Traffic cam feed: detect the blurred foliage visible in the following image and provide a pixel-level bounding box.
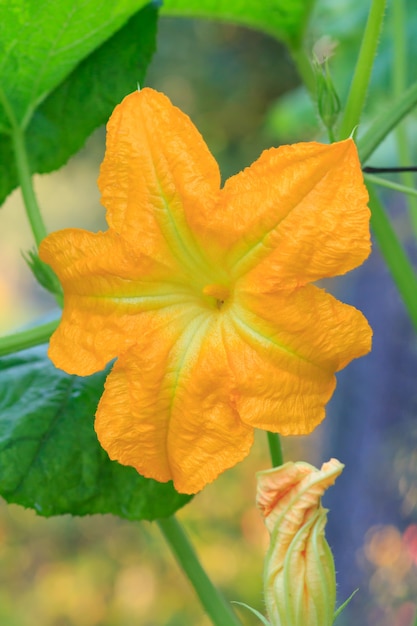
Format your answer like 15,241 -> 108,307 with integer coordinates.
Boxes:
268,0 -> 417,157
146,17 -> 299,179
161,0 -> 315,49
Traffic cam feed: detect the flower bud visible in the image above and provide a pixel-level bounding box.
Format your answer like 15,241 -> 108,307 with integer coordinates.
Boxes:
256,458 -> 344,626
312,37 -> 341,135
23,248 -> 63,301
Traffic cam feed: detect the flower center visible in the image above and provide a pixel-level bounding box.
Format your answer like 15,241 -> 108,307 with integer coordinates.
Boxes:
202,284 -> 230,310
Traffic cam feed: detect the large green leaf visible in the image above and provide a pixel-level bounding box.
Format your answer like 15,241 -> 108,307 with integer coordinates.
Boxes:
0,345 -> 191,520
0,0 -> 150,131
0,4 -> 157,206
160,0 -> 315,49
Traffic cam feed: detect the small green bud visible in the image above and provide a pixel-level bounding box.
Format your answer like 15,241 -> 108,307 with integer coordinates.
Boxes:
312,36 -> 341,136
23,248 -> 63,303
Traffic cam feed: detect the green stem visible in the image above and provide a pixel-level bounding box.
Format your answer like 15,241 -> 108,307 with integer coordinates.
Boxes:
338,0 -> 387,139
0,320 -> 59,357
266,432 -> 284,467
0,88 -> 47,247
392,0 -> 417,235
413,607 -> 417,626
157,516 -> 242,626
357,79 -> 417,163
327,127 -> 336,143
364,173 -> 417,198
12,124 -> 48,247
367,183 -> 417,332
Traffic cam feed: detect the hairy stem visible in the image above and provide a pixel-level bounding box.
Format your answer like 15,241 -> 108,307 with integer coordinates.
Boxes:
338,0 -> 387,139
267,432 -> 284,467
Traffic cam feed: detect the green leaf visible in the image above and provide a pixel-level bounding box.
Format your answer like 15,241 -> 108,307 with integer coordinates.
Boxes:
160,0 -> 315,48
0,345 -> 192,520
231,602 -> 270,626
0,0 -> 150,131
0,4 -> 158,206
334,589 -> 358,620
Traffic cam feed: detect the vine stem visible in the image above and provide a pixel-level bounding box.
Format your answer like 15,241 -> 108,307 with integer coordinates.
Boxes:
364,174 -> 417,199
338,0 -> 387,139
266,432 -> 284,467
0,88 -> 47,248
157,515 -> 243,626
11,124 -> 48,247
0,320 -> 59,357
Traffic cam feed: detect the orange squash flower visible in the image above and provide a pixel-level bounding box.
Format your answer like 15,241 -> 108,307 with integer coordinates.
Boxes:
39,88 -> 371,494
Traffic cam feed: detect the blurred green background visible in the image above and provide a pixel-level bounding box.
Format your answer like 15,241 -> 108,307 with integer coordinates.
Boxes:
1,2 -> 417,625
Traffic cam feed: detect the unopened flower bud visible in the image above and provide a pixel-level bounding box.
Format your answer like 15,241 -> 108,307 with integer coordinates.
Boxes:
23,248 -> 63,301
312,37 -> 341,135
256,458 -> 344,626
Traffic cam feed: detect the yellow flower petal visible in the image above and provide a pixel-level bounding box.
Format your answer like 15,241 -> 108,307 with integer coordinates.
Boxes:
257,458 -> 343,533
188,139 -> 370,282
99,88 -> 223,286
95,318 -> 253,494
217,286 -> 370,435
40,228 -> 190,374
223,317 -> 335,435
237,283 -> 372,372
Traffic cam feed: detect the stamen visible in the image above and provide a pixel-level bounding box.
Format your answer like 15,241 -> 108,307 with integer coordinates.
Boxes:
203,284 -> 230,301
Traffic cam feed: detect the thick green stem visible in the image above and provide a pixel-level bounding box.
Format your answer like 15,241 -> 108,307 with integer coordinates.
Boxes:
357,79 -> 417,163
367,183 -> 417,332
338,0 -> 387,139
157,516 -> 242,626
0,320 -> 59,357
266,432 -> 284,467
